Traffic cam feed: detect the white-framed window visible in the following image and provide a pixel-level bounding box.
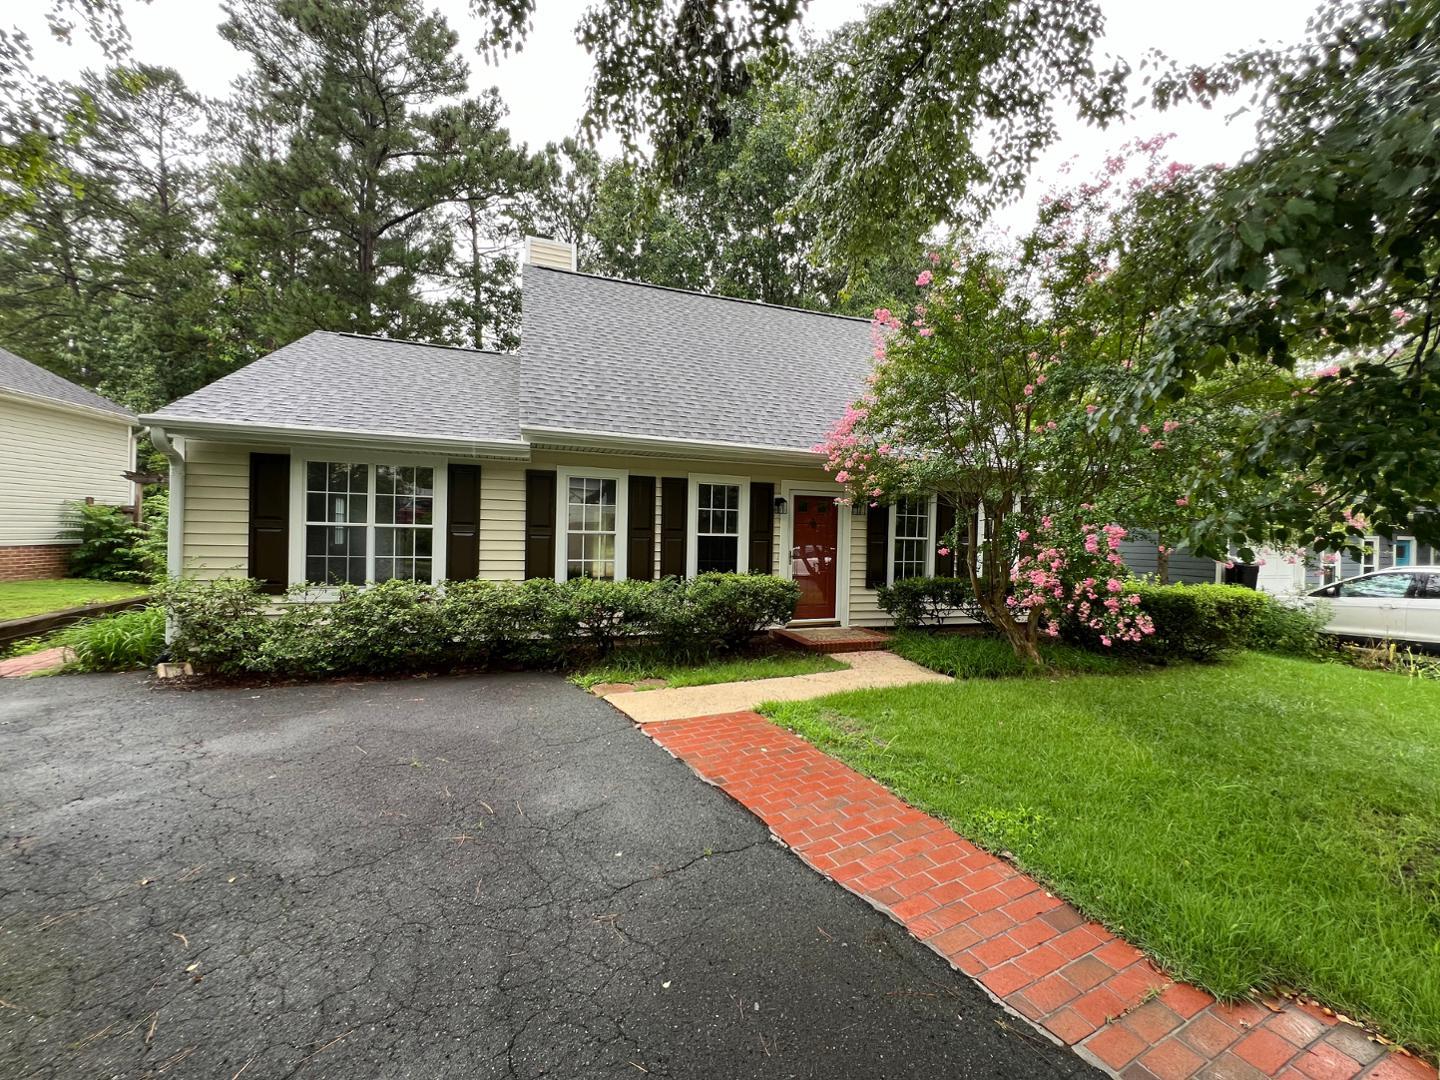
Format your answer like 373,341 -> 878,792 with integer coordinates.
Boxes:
890,496 -> 932,583
688,474 -> 751,577
295,454 -> 444,586
1359,536 -> 1380,576
557,467 -> 628,581
885,495 -> 935,585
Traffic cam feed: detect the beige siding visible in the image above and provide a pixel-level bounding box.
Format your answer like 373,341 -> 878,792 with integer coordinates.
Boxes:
172,440 -> 897,625
478,461 -> 526,580
0,394 -> 134,546
181,439 -> 253,581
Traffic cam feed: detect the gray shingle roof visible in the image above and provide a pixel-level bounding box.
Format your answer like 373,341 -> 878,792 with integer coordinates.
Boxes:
519,266 -> 871,452
0,345 -> 134,420
148,332 -> 521,444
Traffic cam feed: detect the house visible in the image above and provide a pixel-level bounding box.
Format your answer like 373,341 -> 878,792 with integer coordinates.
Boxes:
1249,536 -> 1438,597
143,239 -> 946,627
0,347 -> 138,582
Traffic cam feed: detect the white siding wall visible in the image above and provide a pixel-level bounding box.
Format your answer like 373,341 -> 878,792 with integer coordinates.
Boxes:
0,394 -> 134,545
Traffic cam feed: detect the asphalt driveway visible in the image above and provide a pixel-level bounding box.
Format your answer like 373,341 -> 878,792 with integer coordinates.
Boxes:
0,672 -> 1097,1079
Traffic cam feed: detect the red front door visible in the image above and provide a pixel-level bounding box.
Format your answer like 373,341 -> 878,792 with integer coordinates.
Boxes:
791,494 -> 839,620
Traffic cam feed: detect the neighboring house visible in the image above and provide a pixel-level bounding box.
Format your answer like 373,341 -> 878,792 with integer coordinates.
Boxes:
1250,535 -> 1439,597
0,347 -> 138,582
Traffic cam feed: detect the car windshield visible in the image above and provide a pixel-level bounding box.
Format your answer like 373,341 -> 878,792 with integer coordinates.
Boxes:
1335,573 -> 1414,598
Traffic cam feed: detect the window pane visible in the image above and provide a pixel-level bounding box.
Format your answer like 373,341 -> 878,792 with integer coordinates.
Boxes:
376,529 -> 395,556
413,497 -> 433,526
414,558 -> 432,581
1340,573 -> 1413,598
304,524 -> 365,585
306,493 -> 326,522
306,462 -> 326,490
564,476 -> 619,580
698,535 -> 739,574
376,465 -> 396,494
414,467 -> 433,494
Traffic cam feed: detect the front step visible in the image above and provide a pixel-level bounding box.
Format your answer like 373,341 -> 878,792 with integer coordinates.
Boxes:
772,626 -> 892,654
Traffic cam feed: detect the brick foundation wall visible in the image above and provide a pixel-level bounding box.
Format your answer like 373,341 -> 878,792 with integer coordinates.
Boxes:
0,544 -> 72,582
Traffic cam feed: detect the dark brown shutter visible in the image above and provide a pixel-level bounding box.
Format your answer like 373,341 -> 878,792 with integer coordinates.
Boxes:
248,452 -> 290,594
748,482 -> 775,574
865,503 -> 890,589
935,496 -> 957,577
445,463 -> 481,581
659,477 -> 687,578
524,470 -> 557,579
627,475 -> 656,580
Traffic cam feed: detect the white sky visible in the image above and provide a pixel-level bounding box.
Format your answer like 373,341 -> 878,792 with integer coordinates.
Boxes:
17,0 -> 1321,234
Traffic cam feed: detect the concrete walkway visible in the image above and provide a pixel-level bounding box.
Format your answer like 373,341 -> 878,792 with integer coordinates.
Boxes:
603,649 -> 950,724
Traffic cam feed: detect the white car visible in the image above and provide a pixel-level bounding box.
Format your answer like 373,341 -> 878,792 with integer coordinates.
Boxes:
1308,566 -> 1440,645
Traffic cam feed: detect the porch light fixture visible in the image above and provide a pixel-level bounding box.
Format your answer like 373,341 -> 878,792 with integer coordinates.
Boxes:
773,496 -> 788,516
851,501 -> 867,517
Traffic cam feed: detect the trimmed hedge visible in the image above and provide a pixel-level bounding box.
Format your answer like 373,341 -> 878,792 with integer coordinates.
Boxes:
159,573 -> 800,678
876,576 -> 982,628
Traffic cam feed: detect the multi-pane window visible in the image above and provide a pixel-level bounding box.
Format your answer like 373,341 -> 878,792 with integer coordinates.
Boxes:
696,482 -> 741,573
566,476 -> 617,579
1359,537 -> 1379,576
303,461 -> 435,586
892,497 -> 929,582
305,462 -> 369,585
374,465 -> 434,582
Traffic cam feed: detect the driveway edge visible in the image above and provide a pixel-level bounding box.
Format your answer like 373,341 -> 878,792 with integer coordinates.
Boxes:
639,710 -> 1437,1080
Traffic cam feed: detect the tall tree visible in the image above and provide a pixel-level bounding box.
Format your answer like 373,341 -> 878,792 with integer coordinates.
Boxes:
0,64 -> 221,408
217,0 -> 546,348
1138,0 -> 1440,550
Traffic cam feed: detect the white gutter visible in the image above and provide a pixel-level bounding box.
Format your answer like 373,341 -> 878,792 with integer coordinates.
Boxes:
147,425 -> 185,581
519,424 -> 826,467
136,414 -> 533,459
1,386 -> 137,426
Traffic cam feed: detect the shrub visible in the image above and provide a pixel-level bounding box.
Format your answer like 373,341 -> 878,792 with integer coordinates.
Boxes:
891,630 -> 1124,678
157,572 -> 801,678
657,573 -> 801,652
53,606 -> 165,671
1090,582 -> 1272,661
132,493 -> 169,581
877,576 -> 978,628
1243,595 -> 1331,658
158,576 -> 273,675
60,501 -> 145,581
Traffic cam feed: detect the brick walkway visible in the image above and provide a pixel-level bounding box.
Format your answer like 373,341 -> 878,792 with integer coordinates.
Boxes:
644,710 -> 1436,1080
0,646 -> 71,678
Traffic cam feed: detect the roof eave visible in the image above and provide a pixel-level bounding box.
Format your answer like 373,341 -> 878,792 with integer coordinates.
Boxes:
141,415 -> 532,459
1,386 -> 136,425
519,424 -> 825,467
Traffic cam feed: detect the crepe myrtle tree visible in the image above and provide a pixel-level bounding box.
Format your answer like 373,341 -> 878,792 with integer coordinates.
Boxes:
816,248 -> 1137,664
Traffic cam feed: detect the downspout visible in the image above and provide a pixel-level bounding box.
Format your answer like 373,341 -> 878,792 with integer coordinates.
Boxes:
147,425 -> 185,580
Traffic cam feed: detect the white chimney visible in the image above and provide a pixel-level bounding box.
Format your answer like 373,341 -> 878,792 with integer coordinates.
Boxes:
523,236 -> 577,271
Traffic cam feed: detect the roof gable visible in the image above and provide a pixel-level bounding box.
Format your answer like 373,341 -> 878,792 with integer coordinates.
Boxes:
0,346 -> 134,420
518,266 -> 871,452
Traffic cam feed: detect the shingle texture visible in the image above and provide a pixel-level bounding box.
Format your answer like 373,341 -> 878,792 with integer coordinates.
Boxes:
519,266 -> 872,451
0,346 -> 134,420
149,332 -> 522,443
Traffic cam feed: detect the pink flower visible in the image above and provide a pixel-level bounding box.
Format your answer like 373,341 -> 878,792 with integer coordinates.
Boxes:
1023,384 -> 1035,396
1139,424 -> 1150,435
1018,530 -> 1030,541
1175,496 -> 1189,507
918,327 -> 934,337
1313,364 -> 1342,379
834,470 -> 850,483
1086,404 -> 1099,415
1036,374 -> 1047,385
937,546 -> 951,556
1151,440 -> 1166,450
1163,420 -> 1181,434
915,269 -> 933,287
1046,420 -> 1057,431
1393,307 -> 1413,326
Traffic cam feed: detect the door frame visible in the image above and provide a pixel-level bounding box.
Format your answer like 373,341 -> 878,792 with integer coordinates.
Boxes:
779,482 -> 851,625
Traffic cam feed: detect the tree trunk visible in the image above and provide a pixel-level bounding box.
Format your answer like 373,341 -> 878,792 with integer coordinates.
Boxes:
1156,543 -> 1171,586
962,502 -> 1042,667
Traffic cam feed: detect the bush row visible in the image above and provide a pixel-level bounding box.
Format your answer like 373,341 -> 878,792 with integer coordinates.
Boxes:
159,573 -> 800,678
1075,581 -> 1329,661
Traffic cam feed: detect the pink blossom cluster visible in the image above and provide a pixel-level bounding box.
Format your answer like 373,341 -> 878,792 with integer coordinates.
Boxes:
1008,518 -> 1155,647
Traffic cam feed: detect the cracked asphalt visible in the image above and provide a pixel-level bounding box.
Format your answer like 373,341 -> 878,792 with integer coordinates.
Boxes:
0,672 -> 1099,1079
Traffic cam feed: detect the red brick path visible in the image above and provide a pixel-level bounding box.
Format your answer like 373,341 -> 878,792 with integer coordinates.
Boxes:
644,711 -> 1436,1080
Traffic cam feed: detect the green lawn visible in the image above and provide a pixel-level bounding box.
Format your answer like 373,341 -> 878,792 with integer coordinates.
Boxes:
0,579 -> 148,621
764,653 -> 1440,1054
573,647 -> 847,690
890,629 -> 1129,678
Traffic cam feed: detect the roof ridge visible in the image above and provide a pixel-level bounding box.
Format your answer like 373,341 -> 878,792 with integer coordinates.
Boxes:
526,265 -> 875,325
321,330 -> 507,356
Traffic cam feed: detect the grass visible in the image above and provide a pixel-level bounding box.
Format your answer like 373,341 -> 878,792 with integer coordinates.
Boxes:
763,652 -> 1440,1054
572,645 -> 847,690
8,606 -> 165,672
890,629 -> 1128,678
0,578 -> 148,621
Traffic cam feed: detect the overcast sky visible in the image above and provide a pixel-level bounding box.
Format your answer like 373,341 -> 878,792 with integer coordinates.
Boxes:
18,0 -> 1321,233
